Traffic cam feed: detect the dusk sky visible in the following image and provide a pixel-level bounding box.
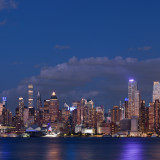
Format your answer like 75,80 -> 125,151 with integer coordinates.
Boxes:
1,0 -> 160,113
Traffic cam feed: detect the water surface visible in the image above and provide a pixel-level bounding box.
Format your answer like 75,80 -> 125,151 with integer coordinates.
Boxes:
0,137 -> 159,160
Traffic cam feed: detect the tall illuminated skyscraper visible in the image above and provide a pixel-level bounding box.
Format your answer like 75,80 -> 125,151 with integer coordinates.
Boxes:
111,106 -> 122,123
152,81 -> 160,102
128,79 -> 140,118
28,84 -> 33,108
2,97 -> 7,108
19,97 -> 24,119
37,90 -> 42,110
44,92 -> 60,123
96,105 -> 104,123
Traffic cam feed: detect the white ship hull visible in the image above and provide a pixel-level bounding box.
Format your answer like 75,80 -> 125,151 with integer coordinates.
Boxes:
43,134 -> 58,137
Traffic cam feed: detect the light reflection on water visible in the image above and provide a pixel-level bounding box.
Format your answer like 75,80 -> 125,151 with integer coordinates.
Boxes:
120,140 -> 143,160
46,144 -> 61,160
0,138 -> 160,160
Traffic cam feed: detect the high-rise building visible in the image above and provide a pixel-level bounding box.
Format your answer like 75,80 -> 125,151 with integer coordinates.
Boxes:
35,91 -> 42,125
152,81 -> 160,102
44,92 -> 60,123
139,100 -> 146,133
15,97 -> 25,129
19,97 -> 24,120
37,90 -> 42,110
2,97 -> 7,108
119,101 -> 125,120
128,79 -> 140,118
77,99 -> 87,125
85,99 -> 94,108
28,107 -> 35,125
0,103 -> 3,125
145,107 -> 149,133
96,105 -> 104,123
149,100 -> 160,133
23,107 -> 29,127
28,84 -> 33,108
82,99 -> 95,128
62,107 -> 70,122
131,116 -> 138,132
111,106 -> 122,123
124,98 -> 129,118
72,109 -> 77,131
3,107 -> 12,126
27,85 -> 35,126
50,92 -> 59,122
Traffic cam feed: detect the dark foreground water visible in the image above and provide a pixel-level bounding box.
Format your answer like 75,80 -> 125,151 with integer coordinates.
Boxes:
0,137 -> 160,160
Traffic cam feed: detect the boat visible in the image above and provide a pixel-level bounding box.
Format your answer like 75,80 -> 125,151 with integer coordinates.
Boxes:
112,134 -> 118,137
151,133 -> 158,138
43,132 -> 58,137
8,133 -> 18,137
21,133 -> 30,138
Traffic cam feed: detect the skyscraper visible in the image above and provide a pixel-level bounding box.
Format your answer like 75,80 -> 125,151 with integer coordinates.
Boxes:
77,99 -> 87,125
19,97 -> 24,120
83,99 -> 94,127
35,91 -> 42,125
15,97 -> 24,129
96,105 -> 104,123
44,92 -> 60,123
124,98 -> 129,118
50,92 -> 59,122
139,100 -> 146,133
111,106 -> 122,123
2,97 -> 7,108
37,90 -> 42,110
28,84 -> 33,108
152,81 -> 160,102
128,79 -> 140,118
149,100 -> 160,133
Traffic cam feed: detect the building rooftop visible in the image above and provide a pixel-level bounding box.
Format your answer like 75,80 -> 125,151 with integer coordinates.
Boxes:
50,92 -> 58,100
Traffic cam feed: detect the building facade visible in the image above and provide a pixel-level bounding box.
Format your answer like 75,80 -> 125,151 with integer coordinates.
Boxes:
128,79 -> 140,118
152,81 -> 160,102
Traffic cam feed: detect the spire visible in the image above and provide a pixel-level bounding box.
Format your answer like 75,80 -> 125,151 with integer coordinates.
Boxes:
37,90 -> 42,110
37,90 -> 41,99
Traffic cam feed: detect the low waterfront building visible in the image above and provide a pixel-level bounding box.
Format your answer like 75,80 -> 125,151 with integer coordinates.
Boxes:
120,118 -> 131,131
82,128 -> 95,135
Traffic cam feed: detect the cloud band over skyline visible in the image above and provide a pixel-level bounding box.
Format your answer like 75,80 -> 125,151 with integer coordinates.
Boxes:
1,56 -> 160,113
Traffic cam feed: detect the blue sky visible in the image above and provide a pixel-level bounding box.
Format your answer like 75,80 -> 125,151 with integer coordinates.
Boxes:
0,0 -> 160,112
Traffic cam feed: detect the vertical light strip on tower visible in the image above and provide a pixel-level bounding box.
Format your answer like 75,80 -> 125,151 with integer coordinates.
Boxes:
28,84 -> 33,108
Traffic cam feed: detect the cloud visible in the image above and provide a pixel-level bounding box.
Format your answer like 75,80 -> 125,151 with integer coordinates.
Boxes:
0,0 -> 17,10
10,61 -> 22,66
54,45 -> 71,50
1,56 -> 160,113
137,46 -> 152,51
0,19 -> 7,26
129,46 -> 152,51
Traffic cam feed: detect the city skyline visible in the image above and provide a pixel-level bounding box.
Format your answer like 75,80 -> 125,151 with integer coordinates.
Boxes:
1,0 -> 160,113
1,1 -> 160,159
1,79 -> 160,115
